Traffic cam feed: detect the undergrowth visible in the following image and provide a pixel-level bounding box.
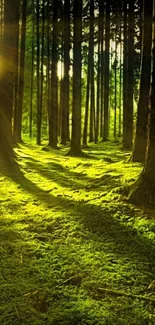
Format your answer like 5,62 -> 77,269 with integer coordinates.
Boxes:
0,141 -> 155,324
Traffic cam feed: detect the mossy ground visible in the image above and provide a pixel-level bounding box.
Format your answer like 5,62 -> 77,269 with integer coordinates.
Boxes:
1,141 -> 155,324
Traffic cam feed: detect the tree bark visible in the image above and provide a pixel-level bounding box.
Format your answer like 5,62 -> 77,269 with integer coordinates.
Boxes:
123,0 -> 128,147
29,0 -> 35,138
132,0 -> 152,162
0,0 -> 20,163
70,0 -> 82,155
14,0 -> 27,144
95,3 -> 101,143
48,0 -> 59,148
129,4 -> 155,205
100,1 -> 104,138
61,0 -> 70,145
36,0 -> 41,145
103,0 -> 110,141
125,0 -> 134,149
89,0 -> 95,143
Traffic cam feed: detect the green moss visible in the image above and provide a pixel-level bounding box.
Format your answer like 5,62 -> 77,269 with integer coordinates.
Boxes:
0,141 -> 154,324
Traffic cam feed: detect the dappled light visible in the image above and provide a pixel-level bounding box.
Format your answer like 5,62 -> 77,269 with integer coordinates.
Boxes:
1,142 -> 155,324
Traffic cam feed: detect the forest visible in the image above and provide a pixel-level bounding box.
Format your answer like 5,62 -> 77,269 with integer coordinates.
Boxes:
1,0 -> 155,324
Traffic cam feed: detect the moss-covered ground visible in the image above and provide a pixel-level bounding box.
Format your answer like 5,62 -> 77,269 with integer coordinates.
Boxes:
1,141 -> 155,324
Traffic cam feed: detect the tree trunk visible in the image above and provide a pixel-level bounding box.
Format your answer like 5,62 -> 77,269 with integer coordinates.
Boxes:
70,0 -> 82,155
14,0 -> 27,144
125,0 -> 134,149
61,0 -> 70,145
89,0 -> 95,143
0,0 -> 20,163
13,6 -> 20,143
129,4 -> 155,205
36,0 -> 41,145
29,0 -> 35,138
114,35 -> 117,138
132,0 -> 152,162
47,1 -> 52,143
48,0 -> 59,148
103,0 -> 110,141
118,25 -> 122,137
100,1 -> 104,138
123,0 -> 128,147
40,0 -> 45,140
83,41 -> 91,146
95,4 -> 101,144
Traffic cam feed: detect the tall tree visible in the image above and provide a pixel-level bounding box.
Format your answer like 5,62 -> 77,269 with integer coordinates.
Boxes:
0,0 -> 20,163
89,0 -> 95,143
100,0 -> 104,138
126,0 -> 134,149
103,0 -> 110,140
36,0 -> 41,145
61,0 -> 70,145
40,0 -> 45,138
70,0 -> 82,155
123,0 -> 128,147
95,2 -> 101,143
129,4 -> 155,205
48,0 -> 59,148
14,0 -> 27,144
118,24 -> 122,138
83,42 -> 91,146
132,0 -> 153,162
29,0 -> 35,138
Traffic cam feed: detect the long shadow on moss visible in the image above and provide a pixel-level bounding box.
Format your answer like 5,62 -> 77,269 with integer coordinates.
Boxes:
2,164 -> 155,267
25,160 -> 89,191
24,158 -> 123,194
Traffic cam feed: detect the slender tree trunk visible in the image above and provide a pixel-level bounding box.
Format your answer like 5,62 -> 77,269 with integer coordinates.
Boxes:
70,0 -> 82,155
83,42 -> 91,146
60,44 -> 64,140
132,0 -> 152,162
13,5 -> 20,142
61,0 -> 70,145
125,0 -> 134,149
47,1 -> 51,141
14,0 -> 27,144
40,0 -> 45,139
114,35 -> 117,138
59,0 -> 64,139
103,0 -> 110,140
95,5 -> 101,143
29,0 -> 35,138
0,0 -> 20,163
123,0 -> 128,147
89,0 -> 95,143
49,0 -> 59,148
119,35 -> 122,138
36,0 -> 41,145
100,2 -> 104,138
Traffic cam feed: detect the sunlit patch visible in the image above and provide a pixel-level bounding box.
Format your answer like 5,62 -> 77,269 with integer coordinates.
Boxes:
0,54 -> 14,78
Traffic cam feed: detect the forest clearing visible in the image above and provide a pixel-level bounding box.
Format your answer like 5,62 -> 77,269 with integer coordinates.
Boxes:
1,141 -> 155,325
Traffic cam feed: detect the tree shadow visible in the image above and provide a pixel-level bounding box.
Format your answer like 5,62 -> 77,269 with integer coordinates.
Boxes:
1,163 -> 155,268
25,160 -> 90,191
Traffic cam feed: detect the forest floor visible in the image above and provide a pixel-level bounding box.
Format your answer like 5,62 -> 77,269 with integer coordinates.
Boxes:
1,141 -> 155,325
